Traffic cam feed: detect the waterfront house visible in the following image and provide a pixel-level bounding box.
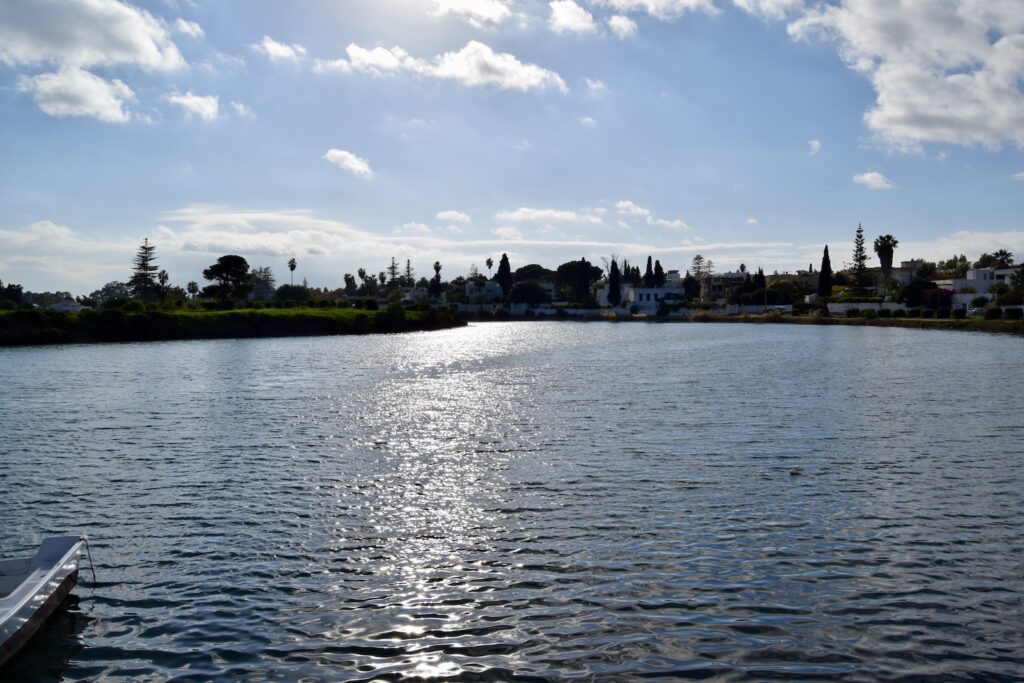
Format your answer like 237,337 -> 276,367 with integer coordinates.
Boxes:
465,280 -> 503,302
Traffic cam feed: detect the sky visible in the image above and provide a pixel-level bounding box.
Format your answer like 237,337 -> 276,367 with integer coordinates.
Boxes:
1,0 -> 1023,294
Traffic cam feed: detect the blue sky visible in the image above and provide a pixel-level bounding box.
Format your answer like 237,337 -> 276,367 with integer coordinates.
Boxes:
1,0 -> 1023,293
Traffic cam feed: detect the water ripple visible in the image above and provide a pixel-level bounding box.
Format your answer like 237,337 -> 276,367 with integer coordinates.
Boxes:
1,324 -> 1023,681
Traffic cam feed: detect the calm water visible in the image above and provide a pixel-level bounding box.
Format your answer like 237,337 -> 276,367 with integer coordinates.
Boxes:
1,322 -> 1022,681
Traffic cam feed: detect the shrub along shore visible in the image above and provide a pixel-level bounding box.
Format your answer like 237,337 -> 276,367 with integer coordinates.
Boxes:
0,306 -> 465,347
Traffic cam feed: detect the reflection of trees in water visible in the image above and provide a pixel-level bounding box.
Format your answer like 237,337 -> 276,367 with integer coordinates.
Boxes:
3,594 -> 92,683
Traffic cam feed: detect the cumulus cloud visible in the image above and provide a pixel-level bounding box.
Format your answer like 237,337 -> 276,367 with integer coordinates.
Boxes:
852,171 -> 895,190
436,210 -> 472,223
173,18 -> 204,38
164,91 -> 219,121
580,116 -> 597,126
251,35 -> 306,62
495,207 -> 602,223
591,0 -> 717,20
607,15 -> 638,38
747,217 -> 759,225
433,0 -> 513,26
493,226 -> 524,240
789,1 -> 1024,149
549,0 -> 599,34
18,68 -> 134,123
585,77 -> 607,93
0,0 -> 185,71
616,199 -> 689,228
323,149 -> 374,178
808,138 -> 821,155
314,40 -> 567,93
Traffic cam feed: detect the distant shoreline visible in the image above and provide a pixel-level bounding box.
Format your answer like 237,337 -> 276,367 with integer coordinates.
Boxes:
465,312 -> 1024,336
3,308 -> 1020,347
0,307 -> 465,347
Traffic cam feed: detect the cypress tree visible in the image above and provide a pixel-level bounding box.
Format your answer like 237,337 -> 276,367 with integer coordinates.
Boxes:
643,256 -> 655,288
495,253 -> 513,297
653,260 -> 666,287
608,259 -> 622,307
817,245 -> 833,297
128,238 -> 159,301
577,257 -> 590,302
753,267 -> 766,290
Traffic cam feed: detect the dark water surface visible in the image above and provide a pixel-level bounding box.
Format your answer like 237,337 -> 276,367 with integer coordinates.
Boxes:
1,322 -> 1022,681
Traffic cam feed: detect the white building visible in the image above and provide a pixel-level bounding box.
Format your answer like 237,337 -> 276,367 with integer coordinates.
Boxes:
49,298 -> 87,313
464,280 -> 503,302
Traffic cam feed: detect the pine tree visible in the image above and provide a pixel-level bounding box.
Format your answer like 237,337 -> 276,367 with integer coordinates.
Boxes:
817,245 -> 833,297
495,253 -> 513,297
851,223 -> 869,293
129,238 -> 159,301
387,257 -> 400,287
608,259 -> 621,307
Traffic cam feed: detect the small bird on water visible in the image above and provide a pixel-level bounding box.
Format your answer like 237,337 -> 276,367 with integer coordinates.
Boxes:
790,468 -> 803,476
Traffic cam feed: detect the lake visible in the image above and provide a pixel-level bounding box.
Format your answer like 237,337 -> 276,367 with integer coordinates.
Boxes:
1,322 -> 1022,681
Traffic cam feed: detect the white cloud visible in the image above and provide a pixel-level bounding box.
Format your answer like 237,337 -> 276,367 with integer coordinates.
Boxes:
436,210 -> 472,223
493,227 -> 524,240
495,207 -> 601,223
251,35 -> 306,62
852,171 -> 895,190
580,116 -> 597,126
607,15 -> 638,38
323,149 -> 374,179
0,220 -> 135,290
230,101 -> 255,119
339,44 -> 426,75
433,41 -> 568,92
549,0 -> 598,34
0,0 -> 185,71
164,91 -> 219,121
1013,172 -> 1024,181
733,0 -> 804,20
173,18 -> 204,38
18,68 -> 134,123
397,222 -> 432,234
616,199 -> 689,228
808,138 -> 821,155
10,207 -> 1024,294
314,40 -> 567,93
747,217 -> 759,225
789,1 -> 1024,149
585,77 -> 607,93
591,0 -> 717,20
433,0 -> 513,26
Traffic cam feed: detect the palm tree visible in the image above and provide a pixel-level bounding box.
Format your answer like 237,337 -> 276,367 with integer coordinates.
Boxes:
186,281 -> 199,300
873,234 -> 899,299
992,249 -> 1014,268
287,258 -> 297,286
485,257 -> 494,279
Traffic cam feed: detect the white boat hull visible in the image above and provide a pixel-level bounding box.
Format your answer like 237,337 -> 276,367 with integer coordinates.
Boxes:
0,536 -> 84,667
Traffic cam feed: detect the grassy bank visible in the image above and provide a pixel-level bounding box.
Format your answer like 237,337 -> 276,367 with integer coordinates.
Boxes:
679,313 -> 1024,336
0,306 -> 465,347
